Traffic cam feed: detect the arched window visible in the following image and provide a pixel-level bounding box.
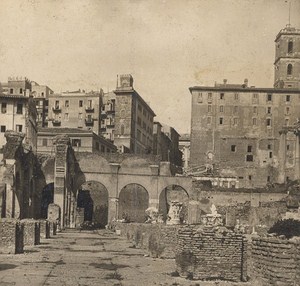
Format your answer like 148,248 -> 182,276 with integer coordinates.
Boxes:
287,64 -> 293,76
288,41 -> 293,53
120,124 -> 125,135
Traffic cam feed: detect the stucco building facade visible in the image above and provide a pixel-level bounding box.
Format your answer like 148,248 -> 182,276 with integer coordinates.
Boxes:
189,25 -> 300,188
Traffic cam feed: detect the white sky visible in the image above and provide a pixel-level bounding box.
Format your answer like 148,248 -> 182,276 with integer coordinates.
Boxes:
0,0 -> 300,133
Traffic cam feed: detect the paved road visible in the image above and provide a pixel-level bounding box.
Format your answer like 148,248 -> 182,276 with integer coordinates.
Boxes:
0,229 -> 249,286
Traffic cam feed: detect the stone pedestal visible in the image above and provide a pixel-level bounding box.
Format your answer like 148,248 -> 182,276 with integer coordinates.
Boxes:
167,201 -> 183,225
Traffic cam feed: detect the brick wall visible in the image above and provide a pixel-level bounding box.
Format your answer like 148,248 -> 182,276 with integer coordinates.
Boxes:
0,219 -> 24,254
22,219 -> 40,246
112,222 -> 178,258
251,236 -> 300,285
175,225 -> 247,282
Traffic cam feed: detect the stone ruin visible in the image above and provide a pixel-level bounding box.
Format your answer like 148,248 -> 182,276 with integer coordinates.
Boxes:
201,204 -> 223,226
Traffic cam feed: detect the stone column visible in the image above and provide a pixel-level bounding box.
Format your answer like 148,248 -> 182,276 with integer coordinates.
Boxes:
108,163 -> 120,222
278,130 -> 287,183
53,135 -> 70,229
294,130 -> 300,180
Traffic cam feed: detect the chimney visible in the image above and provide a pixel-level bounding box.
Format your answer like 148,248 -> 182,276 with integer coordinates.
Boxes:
244,79 -> 248,87
223,79 -> 227,85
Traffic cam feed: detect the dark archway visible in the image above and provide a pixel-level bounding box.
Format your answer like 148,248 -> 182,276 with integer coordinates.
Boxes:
77,181 -> 109,228
159,185 -> 189,223
118,184 -> 149,223
41,183 -> 54,219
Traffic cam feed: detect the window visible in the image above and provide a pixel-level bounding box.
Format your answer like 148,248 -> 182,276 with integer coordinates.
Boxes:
208,93 -> 212,101
79,100 -> 83,107
231,145 -> 236,152
78,113 -> 82,120
16,103 -> 23,114
234,93 -> 239,100
65,100 -> 69,107
88,100 -> 92,108
0,126 -> 6,133
1,102 -> 7,113
267,107 -> 272,114
64,113 -> 69,120
207,117 -> 211,124
121,124 -> 125,135
233,118 -> 238,125
247,145 -> 252,152
71,139 -> 81,147
101,145 -> 105,152
137,129 -> 141,141
137,117 -> 141,126
253,106 -> 257,114
234,106 -> 238,113
55,100 -> 59,108
41,92 -> 44,97
16,125 -> 22,132
267,94 -> 272,101
207,105 -> 212,113
197,93 -> 203,103
286,107 -> 290,115
269,152 -> 273,159
42,138 -> 47,146
219,106 -> 224,112
19,88 -> 23,94
219,117 -> 223,125
285,118 -> 289,126
252,118 -> 257,126
266,118 -> 272,126
287,144 -> 290,151
286,95 -> 290,102
287,64 -> 293,76
288,41 -> 293,53
248,175 -> 252,181
267,144 -> 272,150
267,176 -> 270,182
220,93 -> 224,100
246,154 -> 253,162
253,93 -> 258,99
10,88 -> 13,94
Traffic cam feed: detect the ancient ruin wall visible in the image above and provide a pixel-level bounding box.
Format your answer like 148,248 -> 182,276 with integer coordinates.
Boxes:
176,226 -> 247,282
251,237 -> 300,286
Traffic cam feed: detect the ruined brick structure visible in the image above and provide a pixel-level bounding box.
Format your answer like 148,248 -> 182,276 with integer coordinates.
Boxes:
251,236 -> 300,285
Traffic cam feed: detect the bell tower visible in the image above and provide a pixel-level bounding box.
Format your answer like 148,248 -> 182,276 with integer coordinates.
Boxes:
274,25 -> 300,89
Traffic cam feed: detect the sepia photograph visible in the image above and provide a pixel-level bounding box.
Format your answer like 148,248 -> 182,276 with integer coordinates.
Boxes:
0,0 -> 300,285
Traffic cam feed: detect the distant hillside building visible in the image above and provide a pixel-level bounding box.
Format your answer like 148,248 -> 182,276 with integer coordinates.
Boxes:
47,90 -> 103,135
31,81 -> 54,127
189,25 -> 300,188
0,77 -> 37,152
113,74 -> 155,154
153,122 -> 182,171
179,133 -> 190,172
100,91 -> 116,142
37,127 -> 116,154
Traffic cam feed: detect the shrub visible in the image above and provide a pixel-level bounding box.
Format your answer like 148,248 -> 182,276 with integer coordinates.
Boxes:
268,218 -> 300,239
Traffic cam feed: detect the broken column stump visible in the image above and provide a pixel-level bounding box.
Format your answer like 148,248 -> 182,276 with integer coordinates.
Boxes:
21,219 -> 40,246
0,219 -> 24,254
39,220 -> 50,239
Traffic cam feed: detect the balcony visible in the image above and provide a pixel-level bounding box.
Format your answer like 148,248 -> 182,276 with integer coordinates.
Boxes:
52,106 -> 61,112
85,106 -> 94,112
85,118 -> 94,126
52,119 -> 61,126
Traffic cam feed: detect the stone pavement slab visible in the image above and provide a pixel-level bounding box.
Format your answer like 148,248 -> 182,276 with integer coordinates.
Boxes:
0,229 -> 253,286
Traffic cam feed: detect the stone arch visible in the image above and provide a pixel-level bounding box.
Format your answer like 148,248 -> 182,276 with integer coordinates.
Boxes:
76,181 -> 109,228
158,184 -> 189,223
118,183 -> 149,223
41,182 -> 54,219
